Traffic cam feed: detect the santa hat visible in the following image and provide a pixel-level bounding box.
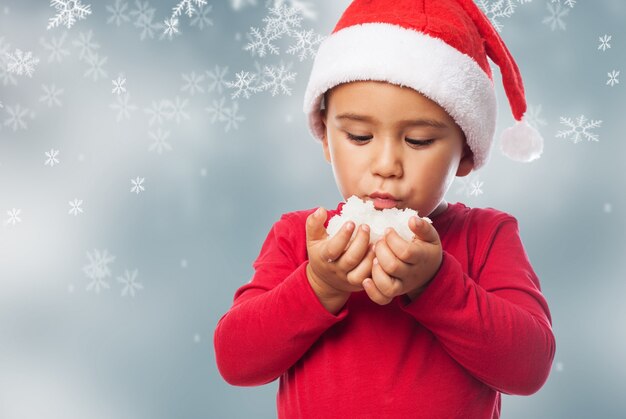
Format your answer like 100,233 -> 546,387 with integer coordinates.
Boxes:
303,0 -> 543,169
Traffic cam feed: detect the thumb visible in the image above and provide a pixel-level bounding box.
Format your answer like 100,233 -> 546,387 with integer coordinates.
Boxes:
306,207 -> 328,243
410,216 -> 439,244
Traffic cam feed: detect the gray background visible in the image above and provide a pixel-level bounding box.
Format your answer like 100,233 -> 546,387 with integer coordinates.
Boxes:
0,0 -> 625,418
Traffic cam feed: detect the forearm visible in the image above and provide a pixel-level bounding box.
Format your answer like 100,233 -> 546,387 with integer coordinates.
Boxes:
214,262 -> 348,386
400,252 -> 555,395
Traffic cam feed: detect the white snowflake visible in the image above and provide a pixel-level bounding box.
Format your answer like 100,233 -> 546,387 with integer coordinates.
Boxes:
606,70 -> 620,87
181,71 -> 205,96
271,0 -> 316,20
598,34 -> 612,51
162,17 -> 180,39
129,0 -> 154,25
148,128 -> 172,154
5,49 -> 40,77
144,100 -> 173,125
556,115 -> 602,143
112,76 -> 127,95
45,149 -> 60,167
286,29 -> 324,61
40,32 -> 71,62
475,0 -> 523,32
131,176 -> 145,194
244,27 -> 281,58
205,97 -> 228,123
244,4 -> 303,57
40,84 -> 64,107
47,0 -> 92,30
168,96 -> 190,124
171,0 -> 207,19
68,198 -> 84,215
470,180 -> 484,197
190,4 -> 213,30
260,63 -> 296,96
72,30 -> 100,61
106,0 -> 131,26
4,208 -> 22,226
4,104 -> 30,131
226,71 -> 259,99
543,3 -> 570,31
223,102 -> 245,132
206,65 -> 229,94
133,8 -> 162,41
110,93 -> 138,121
83,249 -> 115,293
84,53 -> 108,81
117,269 -> 143,297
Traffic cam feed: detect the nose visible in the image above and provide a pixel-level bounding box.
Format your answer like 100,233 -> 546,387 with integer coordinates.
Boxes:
371,138 -> 403,178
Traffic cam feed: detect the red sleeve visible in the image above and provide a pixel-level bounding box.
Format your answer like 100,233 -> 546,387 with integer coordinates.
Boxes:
397,216 -> 555,396
213,214 -> 348,386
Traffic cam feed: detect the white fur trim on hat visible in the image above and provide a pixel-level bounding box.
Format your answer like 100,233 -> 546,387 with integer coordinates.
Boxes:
303,22 -> 497,170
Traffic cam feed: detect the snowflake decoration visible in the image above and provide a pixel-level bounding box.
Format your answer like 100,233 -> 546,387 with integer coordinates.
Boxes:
190,4 -> 213,30
551,0 -> 576,8
69,198 -> 84,215
48,0 -> 92,30
606,70 -> 620,87
181,71 -> 205,96
106,0 -> 131,26
144,100 -> 174,126
206,65 -> 229,94
40,32 -> 71,63
131,176 -> 145,194
5,49 -> 40,77
171,0 -> 207,19
83,249 -> 115,293
244,4 -> 302,57
4,208 -> 22,226
231,0 -> 257,11
223,102 -> 245,132
148,128 -> 173,154
84,53 -> 108,81
272,0 -> 317,20
543,3 -> 570,31
475,0 -> 533,32
260,63 -> 296,96
556,115 -> 602,143
168,96 -> 190,124
117,269 -> 143,297
227,71 -> 259,99
455,174 -> 485,198
525,104 -> 548,130
244,26 -> 281,57
162,17 -> 180,39
72,30 -> 100,61
112,76 -> 127,95
4,104 -> 31,131
205,97 -> 228,123
598,34 -> 612,51
39,84 -> 64,107
286,29 -> 325,61
110,93 -> 138,122
45,149 -> 60,167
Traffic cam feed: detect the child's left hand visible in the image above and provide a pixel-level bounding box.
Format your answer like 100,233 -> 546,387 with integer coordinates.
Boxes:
363,216 -> 442,305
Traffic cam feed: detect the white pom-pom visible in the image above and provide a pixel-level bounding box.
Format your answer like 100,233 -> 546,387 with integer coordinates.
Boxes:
326,195 -> 432,245
499,119 -> 544,163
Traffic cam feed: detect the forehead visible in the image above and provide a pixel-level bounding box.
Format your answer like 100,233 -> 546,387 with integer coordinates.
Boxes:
325,80 -> 453,125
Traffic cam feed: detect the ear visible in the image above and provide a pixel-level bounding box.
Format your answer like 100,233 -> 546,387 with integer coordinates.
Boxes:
320,109 -> 331,163
456,142 -> 474,177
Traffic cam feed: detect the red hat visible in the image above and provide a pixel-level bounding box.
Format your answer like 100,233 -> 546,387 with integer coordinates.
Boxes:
303,0 -> 543,169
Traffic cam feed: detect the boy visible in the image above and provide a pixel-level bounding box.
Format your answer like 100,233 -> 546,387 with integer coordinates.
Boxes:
214,0 -> 555,417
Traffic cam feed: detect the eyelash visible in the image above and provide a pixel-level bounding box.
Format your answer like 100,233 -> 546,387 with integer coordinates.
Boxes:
346,133 -> 435,147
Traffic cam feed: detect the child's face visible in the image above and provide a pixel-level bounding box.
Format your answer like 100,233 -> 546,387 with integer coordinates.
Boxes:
320,81 -> 473,217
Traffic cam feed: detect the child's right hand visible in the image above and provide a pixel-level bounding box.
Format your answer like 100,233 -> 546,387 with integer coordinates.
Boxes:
305,207 -> 376,308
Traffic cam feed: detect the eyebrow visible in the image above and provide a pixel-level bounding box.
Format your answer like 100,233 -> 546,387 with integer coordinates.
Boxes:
335,113 -> 449,129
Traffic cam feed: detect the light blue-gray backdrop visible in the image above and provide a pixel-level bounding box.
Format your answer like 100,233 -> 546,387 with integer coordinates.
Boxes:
1,0 -> 625,418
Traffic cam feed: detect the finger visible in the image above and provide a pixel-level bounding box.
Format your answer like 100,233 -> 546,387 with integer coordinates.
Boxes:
374,237 -> 412,280
306,207 -> 329,243
381,227 -> 417,264
338,224 -> 371,270
373,257 -> 404,299
362,277 -> 393,305
324,220 -> 355,262
345,246 -> 376,288
409,216 -> 439,245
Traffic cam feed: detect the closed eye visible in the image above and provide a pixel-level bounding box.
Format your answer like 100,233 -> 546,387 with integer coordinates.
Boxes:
346,133 -> 435,147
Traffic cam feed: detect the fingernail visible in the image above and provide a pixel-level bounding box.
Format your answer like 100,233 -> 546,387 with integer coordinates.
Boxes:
384,227 -> 392,235
373,258 -> 378,265
361,224 -> 369,232
345,222 -> 354,231
314,207 -> 322,217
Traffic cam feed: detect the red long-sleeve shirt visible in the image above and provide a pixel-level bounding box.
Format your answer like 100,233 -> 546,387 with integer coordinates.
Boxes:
214,201 -> 555,418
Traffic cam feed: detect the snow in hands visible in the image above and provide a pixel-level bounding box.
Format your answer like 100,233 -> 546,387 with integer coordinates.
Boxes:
47,0 -> 92,30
